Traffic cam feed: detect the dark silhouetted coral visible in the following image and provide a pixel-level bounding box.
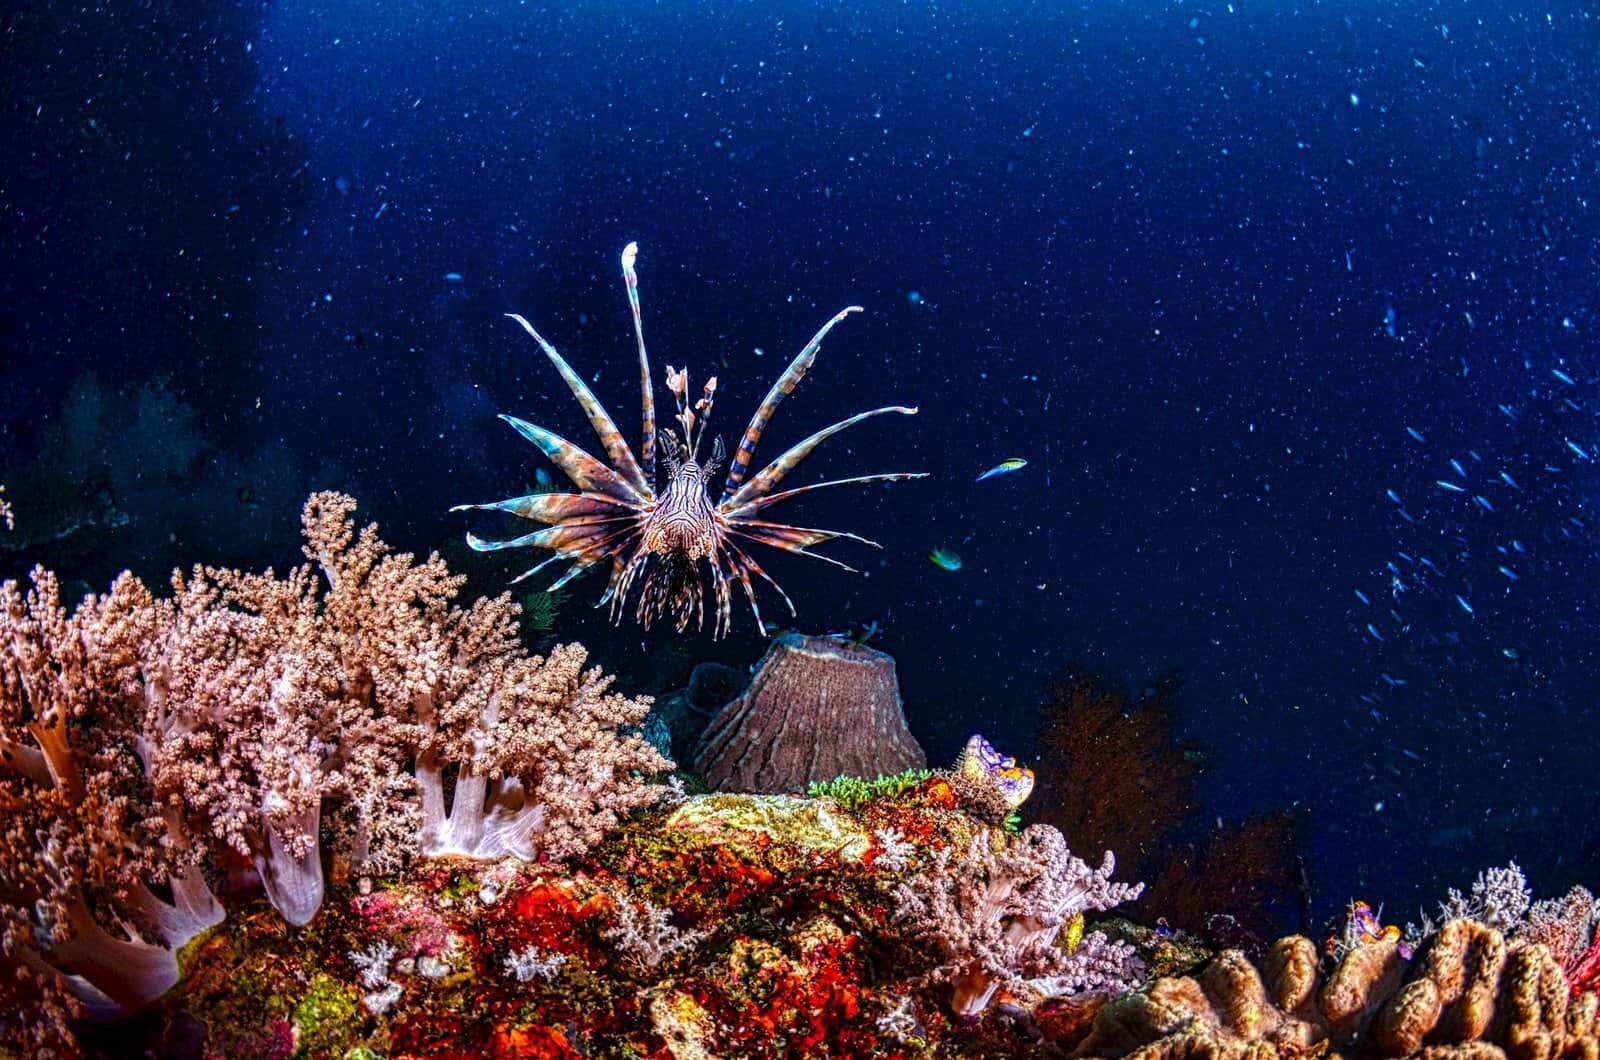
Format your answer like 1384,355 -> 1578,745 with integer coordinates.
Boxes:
1030,668 -> 1204,876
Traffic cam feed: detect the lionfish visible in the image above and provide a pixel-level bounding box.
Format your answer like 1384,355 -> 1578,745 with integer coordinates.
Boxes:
453,243 -> 925,638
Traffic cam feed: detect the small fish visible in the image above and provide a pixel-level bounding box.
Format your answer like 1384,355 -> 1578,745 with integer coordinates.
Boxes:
1450,459 -> 1467,478
1400,748 -> 1423,762
1554,368 -> 1576,386
1566,439 -> 1589,460
1386,489 -> 1403,504
1420,556 -> 1442,574
1502,647 -> 1520,660
1398,508 -> 1415,523
1406,426 -> 1427,443
1455,594 -> 1474,615
975,458 -> 1028,482
444,272 -> 464,282
1436,480 -> 1466,494
1366,623 -> 1384,641
1474,495 -> 1495,512
1355,589 -> 1371,606
1379,672 -> 1405,687
929,547 -> 963,571
1512,540 -> 1526,554
1499,471 -> 1519,489
1498,566 -> 1518,581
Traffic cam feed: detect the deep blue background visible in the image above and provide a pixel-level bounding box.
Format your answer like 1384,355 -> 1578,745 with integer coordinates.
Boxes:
4,0 -> 1599,923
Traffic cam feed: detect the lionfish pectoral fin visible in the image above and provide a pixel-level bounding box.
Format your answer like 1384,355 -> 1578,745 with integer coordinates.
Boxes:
721,305 -> 863,504
499,414 -> 647,505
467,529 -> 550,552
728,527 -> 865,573
719,472 -> 929,519
724,539 -> 799,623
723,406 -> 919,509
546,560 -> 599,593
505,314 -> 651,497
451,491 -> 630,523
507,555 -> 565,585
732,519 -> 882,550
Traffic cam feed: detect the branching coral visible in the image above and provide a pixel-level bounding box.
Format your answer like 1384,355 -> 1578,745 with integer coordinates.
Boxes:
0,567 -> 220,1039
892,822 -> 1145,1019
0,493 -> 671,1051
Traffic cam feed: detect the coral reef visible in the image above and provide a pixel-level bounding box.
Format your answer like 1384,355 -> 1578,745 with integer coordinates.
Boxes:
1075,917 -> 1600,1058
122,759 -> 1143,1058
696,633 -> 927,792
0,493 -> 668,1056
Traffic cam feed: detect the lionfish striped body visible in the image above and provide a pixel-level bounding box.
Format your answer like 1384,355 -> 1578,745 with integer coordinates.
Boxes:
454,243 -> 925,638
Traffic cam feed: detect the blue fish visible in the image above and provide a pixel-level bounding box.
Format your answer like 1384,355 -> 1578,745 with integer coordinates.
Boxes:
1406,426 -> 1426,443
975,458 -> 1028,482
1554,368 -> 1576,386
1386,489 -> 1403,505
1456,594 -> 1474,615
1436,480 -> 1466,494
1355,589 -> 1371,606
1500,471 -> 1519,489
1474,495 -> 1495,512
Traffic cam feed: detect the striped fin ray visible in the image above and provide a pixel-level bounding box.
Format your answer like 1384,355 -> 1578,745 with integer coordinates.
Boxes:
728,527 -> 864,573
728,517 -> 882,551
720,305 -> 863,504
466,515 -> 633,554
709,545 -> 763,636
724,406 -> 919,509
620,243 -> 657,485
499,414 -> 647,505
505,314 -> 650,496
450,491 -> 630,524
719,472 -> 929,519
724,538 -> 797,621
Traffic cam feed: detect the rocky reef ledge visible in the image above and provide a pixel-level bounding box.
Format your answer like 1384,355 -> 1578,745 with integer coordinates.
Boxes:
95,777 -> 1597,1059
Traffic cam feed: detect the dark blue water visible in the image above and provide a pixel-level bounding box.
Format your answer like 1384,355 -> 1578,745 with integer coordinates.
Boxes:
4,1 -> 1598,927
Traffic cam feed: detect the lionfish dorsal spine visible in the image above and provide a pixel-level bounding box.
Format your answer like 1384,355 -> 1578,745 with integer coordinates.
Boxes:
620,242 -> 657,485
504,313 -> 650,498
720,304 -> 863,504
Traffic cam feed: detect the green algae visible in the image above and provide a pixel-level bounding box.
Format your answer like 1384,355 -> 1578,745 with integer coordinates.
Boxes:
807,768 -> 934,810
290,973 -> 361,1058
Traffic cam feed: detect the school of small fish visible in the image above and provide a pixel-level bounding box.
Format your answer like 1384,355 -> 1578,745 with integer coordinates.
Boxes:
1351,352 -> 1590,721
